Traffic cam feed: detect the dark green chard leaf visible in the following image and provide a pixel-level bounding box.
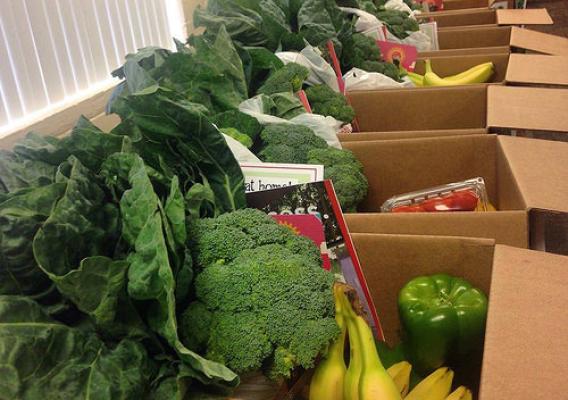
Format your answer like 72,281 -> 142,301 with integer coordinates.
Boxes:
33,157 -> 119,277
270,92 -> 306,119
31,157 -> 148,338
0,150 -> 57,193
297,0 -> 346,52
121,156 -> 239,387
0,184 -> 65,306
194,0 -> 269,49
184,183 -> 217,219
238,46 -> 284,95
116,92 -> 245,214
62,116 -> 133,172
0,296 -> 155,400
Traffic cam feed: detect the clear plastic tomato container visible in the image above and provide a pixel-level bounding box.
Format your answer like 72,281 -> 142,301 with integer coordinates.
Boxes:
381,177 -> 489,213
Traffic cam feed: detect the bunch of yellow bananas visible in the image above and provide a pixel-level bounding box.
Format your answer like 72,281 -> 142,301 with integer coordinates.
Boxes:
309,283 -> 474,400
310,284 -> 402,400
407,60 -> 494,87
388,362 -> 473,400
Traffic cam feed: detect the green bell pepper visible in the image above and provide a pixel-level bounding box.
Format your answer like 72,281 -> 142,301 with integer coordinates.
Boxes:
398,274 -> 488,373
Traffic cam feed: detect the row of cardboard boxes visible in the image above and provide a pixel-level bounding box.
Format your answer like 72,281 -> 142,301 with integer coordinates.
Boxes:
338,5 -> 568,399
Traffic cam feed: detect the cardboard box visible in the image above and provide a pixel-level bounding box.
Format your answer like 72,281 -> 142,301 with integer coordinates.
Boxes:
421,26 -> 568,58
418,8 -> 552,29
351,232 -> 568,399
342,134 -> 568,251
346,84 -> 568,137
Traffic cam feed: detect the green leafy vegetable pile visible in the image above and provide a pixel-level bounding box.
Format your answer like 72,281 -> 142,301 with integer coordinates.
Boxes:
0,83 -> 251,394
193,0 -> 405,79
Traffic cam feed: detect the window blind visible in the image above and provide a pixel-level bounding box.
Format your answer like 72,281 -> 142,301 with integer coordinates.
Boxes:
0,0 -> 186,138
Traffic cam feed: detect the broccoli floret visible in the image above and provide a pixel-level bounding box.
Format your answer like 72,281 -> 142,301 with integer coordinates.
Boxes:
220,127 -> 253,148
341,33 -> 382,72
257,124 -> 328,164
360,60 -> 402,82
181,211 -> 338,379
211,110 -> 262,141
307,147 -> 369,212
206,311 -> 273,373
257,63 -> 310,95
179,301 -> 213,353
189,209 -> 322,269
305,84 -> 355,123
326,164 -> 369,212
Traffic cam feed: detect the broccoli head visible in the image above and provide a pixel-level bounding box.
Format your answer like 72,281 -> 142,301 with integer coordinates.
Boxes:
220,127 -> 253,148
307,147 -> 369,212
181,211 -> 338,379
188,208 -> 322,269
341,33 -> 382,72
257,63 -> 310,95
360,60 -> 402,82
305,84 -> 355,123
257,124 -> 328,164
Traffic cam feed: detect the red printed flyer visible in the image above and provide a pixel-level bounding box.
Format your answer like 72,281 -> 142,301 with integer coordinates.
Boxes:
376,40 -> 418,71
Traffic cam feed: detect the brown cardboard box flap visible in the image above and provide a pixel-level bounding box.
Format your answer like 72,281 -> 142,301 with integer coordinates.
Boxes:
479,245 -> 568,400
496,8 -> 552,25
339,129 -> 488,142
346,211 -> 528,248
487,86 -> 568,133
506,54 -> 568,86
510,27 -> 568,56
498,136 -> 568,213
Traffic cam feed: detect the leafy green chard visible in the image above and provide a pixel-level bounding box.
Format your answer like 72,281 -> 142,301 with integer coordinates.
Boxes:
119,154 -> 238,386
0,296 -> 155,400
113,92 -> 245,215
0,184 -> 66,308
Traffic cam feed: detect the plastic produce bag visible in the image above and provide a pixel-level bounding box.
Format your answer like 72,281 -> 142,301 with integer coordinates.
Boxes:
344,68 -> 414,91
290,113 -> 343,149
384,0 -> 414,15
222,134 -> 261,163
239,95 -> 343,149
385,29 -> 433,52
276,45 -> 340,92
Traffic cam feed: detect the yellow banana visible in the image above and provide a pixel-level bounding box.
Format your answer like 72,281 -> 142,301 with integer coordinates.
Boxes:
387,361 -> 412,397
309,284 -> 347,400
445,386 -> 473,400
405,367 -> 454,400
342,290 -> 402,400
423,60 -> 494,86
407,71 -> 424,87
342,291 -> 362,400
444,62 -> 494,81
